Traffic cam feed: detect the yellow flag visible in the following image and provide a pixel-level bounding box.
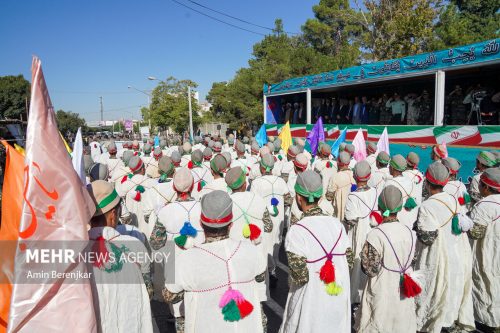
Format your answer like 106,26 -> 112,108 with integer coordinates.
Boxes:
278,121 -> 292,153
13,144 -> 25,156
59,131 -> 72,154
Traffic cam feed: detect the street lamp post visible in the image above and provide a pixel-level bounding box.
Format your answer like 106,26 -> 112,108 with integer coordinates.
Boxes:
128,85 -> 151,133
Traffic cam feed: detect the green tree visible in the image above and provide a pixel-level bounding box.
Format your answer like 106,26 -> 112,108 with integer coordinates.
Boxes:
433,0 -> 499,48
55,110 -> 87,135
0,75 -> 30,120
147,77 -> 201,134
361,0 -> 441,61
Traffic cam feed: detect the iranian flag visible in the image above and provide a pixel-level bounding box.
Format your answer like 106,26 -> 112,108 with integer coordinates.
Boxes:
433,126 -> 482,146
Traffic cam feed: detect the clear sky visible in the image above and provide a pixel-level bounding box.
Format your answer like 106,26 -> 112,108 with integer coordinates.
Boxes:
0,0 -> 319,122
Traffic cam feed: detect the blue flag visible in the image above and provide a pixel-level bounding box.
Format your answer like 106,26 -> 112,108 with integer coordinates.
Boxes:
307,117 -> 325,157
256,124 -> 268,147
154,135 -> 160,148
331,128 -> 347,158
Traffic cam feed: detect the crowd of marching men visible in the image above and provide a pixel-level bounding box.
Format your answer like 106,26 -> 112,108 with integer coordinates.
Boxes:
83,133 -> 500,333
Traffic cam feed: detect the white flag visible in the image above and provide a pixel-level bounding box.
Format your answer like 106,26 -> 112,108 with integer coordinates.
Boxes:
72,127 -> 86,185
376,127 -> 390,155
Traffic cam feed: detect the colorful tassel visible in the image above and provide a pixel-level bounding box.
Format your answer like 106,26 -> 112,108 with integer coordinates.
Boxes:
325,282 -> 343,295
415,175 -> 423,184
174,235 -> 188,248
121,173 -> 133,184
370,211 -> 383,225
133,185 -> 145,202
248,224 -> 261,241
278,155 -> 283,161
463,192 -> 471,204
404,197 -> 417,210
271,198 -> 279,206
242,224 -> 251,238
237,299 -> 253,318
197,180 -> 207,192
221,300 -> 241,322
188,161 -> 194,169
401,273 -> 422,298
270,198 -> 279,217
175,222 -> 198,248
351,184 -> 357,192
179,222 -> 197,237
326,161 -> 332,168
133,191 -> 141,201
458,197 -> 465,205
219,288 -> 253,322
451,214 -> 461,235
319,259 -> 335,284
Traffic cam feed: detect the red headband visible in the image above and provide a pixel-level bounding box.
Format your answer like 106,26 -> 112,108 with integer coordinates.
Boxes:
367,145 -> 377,154
129,159 -> 144,172
200,212 -> 233,225
355,173 -> 371,182
293,159 -> 307,171
425,170 -> 448,186
287,150 -> 297,159
433,145 -> 446,159
480,173 -> 500,191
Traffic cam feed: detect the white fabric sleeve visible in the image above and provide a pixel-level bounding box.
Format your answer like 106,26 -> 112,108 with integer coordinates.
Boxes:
285,225 -> 307,258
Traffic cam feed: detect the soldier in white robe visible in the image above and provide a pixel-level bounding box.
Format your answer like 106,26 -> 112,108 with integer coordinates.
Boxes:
89,137 -> 102,162
144,147 -> 162,178
345,144 -> 357,169
250,153 -> 292,287
164,191 -> 267,333
313,143 -> 338,198
468,168 -> 500,331
469,151 -> 497,204
403,151 -> 424,206
202,147 -> 213,169
150,168 -> 206,329
116,141 -> 130,159
199,154 -> 229,196
383,154 -> 418,228
87,180 -> 153,333
442,157 -> 471,213
343,161 -> 379,306
230,141 -> 253,178
365,142 -> 377,171
357,185 -> 418,333
326,151 -> 355,221
99,142 -> 124,179
190,149 -> 214,200
115,156 -> 157,236
288,153 -> 309,225
279,145 -> 299,184
367,151 -> 391,199
414,162 -> 475,333
110,150 -> 132,183
281,170 -> 352,333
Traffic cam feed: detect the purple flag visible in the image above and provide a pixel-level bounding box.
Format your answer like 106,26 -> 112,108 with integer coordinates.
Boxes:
307,116 -> 325,157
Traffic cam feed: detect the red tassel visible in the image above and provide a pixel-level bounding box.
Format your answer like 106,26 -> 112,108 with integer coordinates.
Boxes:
133,191 -> 141,201
247,166 -> 251,176
416,175 -> 422,184
188,161 -> 194,169
458,197 -> 465,205
92,236 -> 108,268
248,224 -> 261,241
319,259 -> 335,284
370,211 -> 383,224
121,175 -> 128,184
197,182 -> 202,192
133,152 -> 138,156
402,273 -> 422,298
236,299 -> 253,319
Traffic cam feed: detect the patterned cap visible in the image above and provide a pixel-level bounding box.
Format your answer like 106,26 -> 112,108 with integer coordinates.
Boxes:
273,138 -> 282,152
242,136 -> 249,144
345,144 -> 355,154
228,136 -> 235,144
90,180 -> 120,216
173,167 -> 194,193
406,152 -> 419,168
143,143 -> 152,154
191,149 -> 203,163
170,151 -> 181,164
367,142 -> 377,154
266,142 -> 275,153
425,161 -> 449,186
89,163 -> 109,181
260,146 -> 271,156
390,154 -> 407,172
251,142 -> 260,154
338,151 -> 351,166
108,142 -> 117,154
480,168 -> 500,192
339,142 -> 347,151
441,157 -> 461,174
132,140 -> 140,149
294,153 -> 309,171
210,154 -> 228,174
194,136 -> 202,144
376,151 -> 390,165
182,142 -> 192,154
295,138 -> 305,147
260,153 -> 275,172
287,145 -> 299,158
222,152 -> 232,165
295,170 -> 323,202
208,140 -> 215,148
225,167 -> 246,190
122,150 -> 134,166
213,142 -> 222,152
477,151 -> 496,167
235,141 -> 245,154
319,143 -> 331,156
354,160 -> 371,181
200,190 -> 233,228
378,185 -> 403,215
433,143 -> 447,159
158,156 -> 175,176
203,147 -> 213,160
128,156 -> 144,173
153,147 -> 163,158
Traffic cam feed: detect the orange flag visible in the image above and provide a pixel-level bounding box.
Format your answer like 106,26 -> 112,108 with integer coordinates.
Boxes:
7,57 -> 97,333
0,141 -> 24,333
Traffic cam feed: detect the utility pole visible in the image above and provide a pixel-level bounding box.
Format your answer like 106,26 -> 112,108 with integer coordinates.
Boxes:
188,86 -> 193,142
99,96 -> 104,128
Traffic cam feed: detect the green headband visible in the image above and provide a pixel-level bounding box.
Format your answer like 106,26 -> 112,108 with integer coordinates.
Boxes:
389,159 -> 406,172
294,183 -> 323,203
227,170 -> 246,190
377,155 -> 390,164
378,195 -> 403,217
98,189 -> 119,209
210,158 -> 223,175
260,159 -> 272,173
478,152 -> 496,167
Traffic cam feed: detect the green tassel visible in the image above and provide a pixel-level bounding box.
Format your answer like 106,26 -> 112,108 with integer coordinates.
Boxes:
404,197 -> 417,210
463,193 -> 471,204
104,243 -> 128,273
174,235 -> 188,248
451,215 -> 461,235
325,282 -> 342,296
270,205 -> 279,217
221,300 -> 241,322
136,185 -> 145,193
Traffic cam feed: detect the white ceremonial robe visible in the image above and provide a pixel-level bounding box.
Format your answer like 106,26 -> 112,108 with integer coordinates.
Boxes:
116,147 -> 129,159
198,178 -> 229,197
88,227 -> 153,333
403,168 -> 424,206
384,175 -> 418,228
368,167 -> 390,198
102,157 -> 124,181
167,239 -> 266,333
415,191 -> 475,332
180,155 -> 191,167
365,154 -> 377,171
116,174 -> 157,236
145,159 -> 160,179
281,215 -> 350,333
95,151 -> 110,164
191,166 -> 214,200
357,222 -> 417,333
327,170 -> 355,221
344,187 -> 378,304
470,194 -> 500,328
231,157 -> 255,177
444,180 -> 471,213
142,180 -> 177,228
89,141 -> 102,161
111,165 -> 131,183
